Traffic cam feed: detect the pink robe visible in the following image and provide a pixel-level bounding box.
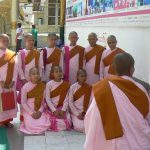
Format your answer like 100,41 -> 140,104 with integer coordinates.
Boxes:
69,82 -> 92,132
0,49 -> 18,123
100,48 -> 112,80
84,76 -> 150,150
85,46 -> 101,85
19,81 -> 50,134
46,80 -> 71,131
62,45 -> 85,84
100,48 -> 121,80
17,49 -> 44,82
41,47 -> 64,82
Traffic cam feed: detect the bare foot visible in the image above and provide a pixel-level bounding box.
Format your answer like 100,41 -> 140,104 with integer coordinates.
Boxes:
5,122 -> 14,128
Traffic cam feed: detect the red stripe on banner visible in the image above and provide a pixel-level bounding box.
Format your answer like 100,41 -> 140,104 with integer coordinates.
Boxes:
66,9 -> 150,22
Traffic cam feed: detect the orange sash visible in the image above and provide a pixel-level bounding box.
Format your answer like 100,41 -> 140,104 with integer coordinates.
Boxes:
27,82 -> 45,111
74,83 -> 92,114
25,49 -> 40,67
93,76 -> 149,140
70,45 -> 85,69
103,48 -> 125,74
0,49 -> 15,85
46,48 -> 61,66
50,81 -> 70,107
85,45 -> 105,74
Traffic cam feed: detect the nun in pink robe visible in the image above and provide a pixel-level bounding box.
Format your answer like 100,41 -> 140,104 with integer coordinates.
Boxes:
99,49 -> 112,80
17,49 -> 44,82
46,80 -> 71,131
69,82 -> 92,132
62,45 -> 85,84
84,76 -> 150,150
85,46 -> 99,85
19,81 -> 50,134
100,48 -> 125,80
40,47 -> 64,82
0,50 -> 18,124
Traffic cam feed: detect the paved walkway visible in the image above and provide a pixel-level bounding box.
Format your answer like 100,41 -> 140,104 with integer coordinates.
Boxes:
24,131 -> 85,150
6,113 -> 85,150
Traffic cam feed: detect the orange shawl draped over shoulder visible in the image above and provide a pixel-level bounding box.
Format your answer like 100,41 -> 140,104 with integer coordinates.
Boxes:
85,45 -> 105,74
103,48 -> 125,74
50,81 -> 70,107
0,49 -> 15,85
70,45 -> 85,69
73,83 -> 92,115
93,76 -> 149,140
27,82 -> 45,111
25,49 -> 40,67
46,47 -> 61,66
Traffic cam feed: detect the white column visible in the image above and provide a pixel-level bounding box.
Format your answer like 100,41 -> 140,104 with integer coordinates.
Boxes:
11,0 -> 18,49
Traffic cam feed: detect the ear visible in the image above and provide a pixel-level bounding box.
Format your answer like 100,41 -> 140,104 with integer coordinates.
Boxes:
129,66 -> 135,76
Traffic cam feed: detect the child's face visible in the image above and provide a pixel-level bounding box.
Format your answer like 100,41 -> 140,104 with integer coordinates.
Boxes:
48,36 -> 57,47
78,73 -> 87,84
0,37 -> 9,50
53,68 -> 63,80
68,33 -> 78,45
30,69 -> 40,83
107,38 -> 117,50
88,35 -> 97,47
25,37 -> 34,49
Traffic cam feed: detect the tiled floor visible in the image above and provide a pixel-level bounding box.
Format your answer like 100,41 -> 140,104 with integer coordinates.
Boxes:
7,125 -> 85,150
24,131 -> 85,150
6,114 -> 85,150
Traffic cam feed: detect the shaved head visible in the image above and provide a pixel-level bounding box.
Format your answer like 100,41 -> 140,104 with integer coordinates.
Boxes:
88,32 -> 97,39
77,69 -> 87,77
113,53 -> 135,76
88,32 -> 98,47
107,35 -> 117,50
0,34 -> 9,40
24,33 -> 34,41
107,35 -> 117,41
29,67 -> 39,75
48,32 -> 57,38
69,31 -> 78,37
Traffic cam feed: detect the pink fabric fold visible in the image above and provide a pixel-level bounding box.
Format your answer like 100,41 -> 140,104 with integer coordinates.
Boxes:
48,107 -> 71,132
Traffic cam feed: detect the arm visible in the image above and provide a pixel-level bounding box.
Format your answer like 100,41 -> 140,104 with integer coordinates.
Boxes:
60,51 -> 64,73
99,50 -> 106,80
62,91 -> 69,112
82,49 -> 86,69
61,47 -> 65,74
39,51 -> 44,79
12,59 -> 18,82
39,90 -> 45,112
21,85 -> 33,115
45,83 -> 56,112
68,87 -> 80,116
16,52 -> 25,80
145,95 -> 150,125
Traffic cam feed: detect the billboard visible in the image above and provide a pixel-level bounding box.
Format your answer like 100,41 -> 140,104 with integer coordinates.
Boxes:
66,0 -> 150,18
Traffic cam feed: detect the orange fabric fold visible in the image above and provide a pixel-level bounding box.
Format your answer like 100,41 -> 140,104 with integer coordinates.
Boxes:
25,49 -> 40,67
46,48 -> 61,66
50,81 -> 70,107
85,45 -> 105,74
0,49 -> 15,85
73,83 -> 92,114
103,48 -> 125,74
93,76 -> 149,140
70,45 -> 85,69
27,82 -> 45,111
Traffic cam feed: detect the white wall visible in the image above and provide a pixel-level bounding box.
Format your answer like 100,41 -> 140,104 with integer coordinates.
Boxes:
65,18 -> 150,82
